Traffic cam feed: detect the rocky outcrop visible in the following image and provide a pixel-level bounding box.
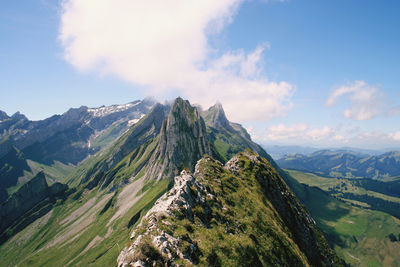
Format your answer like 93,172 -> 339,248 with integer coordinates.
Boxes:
145,98 -> 212,180
0,172 -> 68,235
118,168 -> 212,267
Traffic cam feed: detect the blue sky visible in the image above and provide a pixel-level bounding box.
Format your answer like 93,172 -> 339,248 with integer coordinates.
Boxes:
1,0 -> 399,149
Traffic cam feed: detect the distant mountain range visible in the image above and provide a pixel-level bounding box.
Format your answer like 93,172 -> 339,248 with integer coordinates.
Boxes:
0,98 -> 154,202
264,145 -> 388,160
0,98 -> 155,165
277,149 -> 400,179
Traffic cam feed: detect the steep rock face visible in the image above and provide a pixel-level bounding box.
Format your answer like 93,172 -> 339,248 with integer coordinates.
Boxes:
118,151 -> 342,267
203,103 -> 269,162
78,103 -> 169,189
0,172 -> 67,235
146,98 -> 212,180
107,103 -> 169,168
0,110 -> 9,121
203,102 -> 232,130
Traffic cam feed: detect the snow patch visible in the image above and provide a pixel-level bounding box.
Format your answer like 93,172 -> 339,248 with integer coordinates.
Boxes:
88,102 -> 141,117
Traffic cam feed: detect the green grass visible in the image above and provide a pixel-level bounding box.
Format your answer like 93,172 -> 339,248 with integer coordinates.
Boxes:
288,169 -> 400,266
287,169 -> 400,204
27,160 -> 75,184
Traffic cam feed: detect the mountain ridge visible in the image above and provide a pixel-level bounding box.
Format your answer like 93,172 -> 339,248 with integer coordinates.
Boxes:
0,97 -> 344,266
278,149 -> 400,179
118,150 -> 341,267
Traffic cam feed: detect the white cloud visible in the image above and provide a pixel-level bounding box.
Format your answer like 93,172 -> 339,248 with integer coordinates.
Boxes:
260,123 -> 333,142
251,122 -> 400,149
326,80 -> 384,120
307,126 -> 333,141
59,0 -> 294,122
264,123 -> 308,141
390,131 -> 400,141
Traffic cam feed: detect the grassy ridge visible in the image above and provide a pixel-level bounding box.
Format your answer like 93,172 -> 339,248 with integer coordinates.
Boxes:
128,154 -> 325,266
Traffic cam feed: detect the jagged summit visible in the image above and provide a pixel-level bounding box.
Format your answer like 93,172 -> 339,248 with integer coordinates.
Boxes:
10,111 -> 27,121
77,97 -> 212,189
0,110 -> 9,121
204,102 -> 232,130
145,97 -> 212,180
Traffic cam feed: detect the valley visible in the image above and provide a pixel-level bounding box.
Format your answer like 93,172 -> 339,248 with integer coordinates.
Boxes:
288,169 -> 400,266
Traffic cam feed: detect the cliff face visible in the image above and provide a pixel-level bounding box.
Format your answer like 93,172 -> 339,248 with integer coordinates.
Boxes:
145,98 -> 212,180
118,150 -> 342,267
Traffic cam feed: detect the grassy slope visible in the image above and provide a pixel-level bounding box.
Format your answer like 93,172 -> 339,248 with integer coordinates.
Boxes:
287,170 -> 400,203
0,115 -> 167,266
0,178 -> 169,267
288,169 -> 400,267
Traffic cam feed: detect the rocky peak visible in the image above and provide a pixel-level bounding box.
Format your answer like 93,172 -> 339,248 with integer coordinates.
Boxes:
204,102 -> 232,130
145,98 -> 212,180
0,110 -> 9,121
62,106 -> 89,122
10,111 -> 27,121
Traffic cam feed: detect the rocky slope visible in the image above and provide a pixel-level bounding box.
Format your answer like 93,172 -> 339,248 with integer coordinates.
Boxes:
118,150 -> 342,267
